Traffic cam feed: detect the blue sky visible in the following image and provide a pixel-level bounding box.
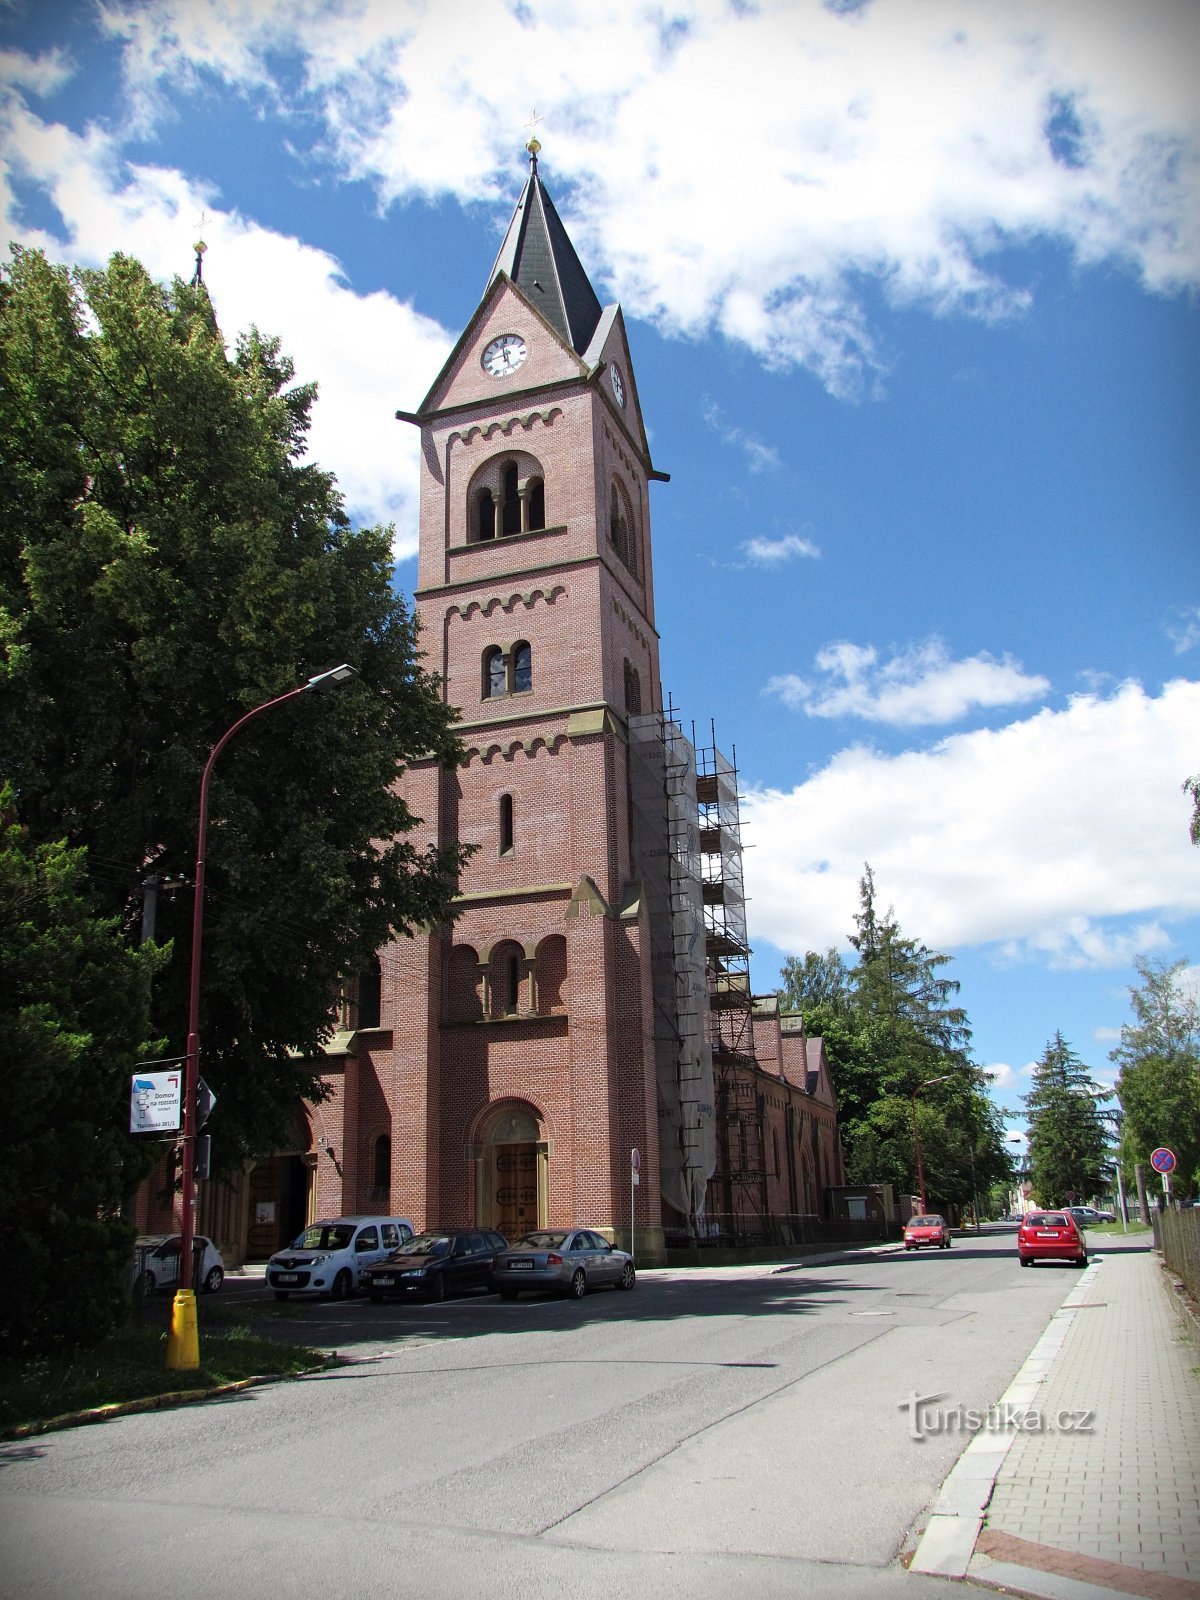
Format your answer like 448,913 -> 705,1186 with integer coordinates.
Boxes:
2,0 -> 1197,1132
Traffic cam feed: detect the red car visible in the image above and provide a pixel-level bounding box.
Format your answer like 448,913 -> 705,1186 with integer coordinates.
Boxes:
903,1214 -> 950,1250
1017,1210 -> 1088,1267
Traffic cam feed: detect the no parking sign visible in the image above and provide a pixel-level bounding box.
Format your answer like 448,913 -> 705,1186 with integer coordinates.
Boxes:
1151,1146 -> 1177,1203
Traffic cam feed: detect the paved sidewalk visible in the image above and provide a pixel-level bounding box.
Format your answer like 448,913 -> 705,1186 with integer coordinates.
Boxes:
912,1234 -> 1200,1600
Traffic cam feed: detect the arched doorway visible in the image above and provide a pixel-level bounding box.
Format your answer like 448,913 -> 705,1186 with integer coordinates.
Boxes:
475,1105 -> 547,1238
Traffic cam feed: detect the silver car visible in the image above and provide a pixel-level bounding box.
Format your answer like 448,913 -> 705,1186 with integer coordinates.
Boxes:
492,1228 -> 636,1300
133,1234 -> 224,1295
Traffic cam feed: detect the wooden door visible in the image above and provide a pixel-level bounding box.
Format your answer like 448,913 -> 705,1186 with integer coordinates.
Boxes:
493,1143 -> 538,1238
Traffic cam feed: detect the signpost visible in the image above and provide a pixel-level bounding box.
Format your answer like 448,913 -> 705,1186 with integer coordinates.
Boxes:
1151,1146 -> 1176,1206
630,1148 -> 641,1266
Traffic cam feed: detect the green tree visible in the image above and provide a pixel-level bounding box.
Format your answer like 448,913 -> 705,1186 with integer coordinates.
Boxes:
1185,775 -> 1200,846
1024,1032 -> 1109,1205
1111,957 -> 1200,1198
0,793 -> 164,1350
0,246 -> 467,1168
778,867 -> 1010,1210
778,947 -> 852,1014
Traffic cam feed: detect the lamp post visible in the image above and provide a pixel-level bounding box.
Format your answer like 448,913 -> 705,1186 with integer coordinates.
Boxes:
910,1074 -> 952,1214
166,664 -> 358,1371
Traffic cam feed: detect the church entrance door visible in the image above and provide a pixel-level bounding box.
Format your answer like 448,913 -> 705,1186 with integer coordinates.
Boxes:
493,1142 -> 539,1237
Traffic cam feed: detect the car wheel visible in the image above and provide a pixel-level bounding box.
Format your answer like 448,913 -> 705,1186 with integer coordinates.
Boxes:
429,1273 -> 447,1303
331,1269 -> 353,1301
1077,1254 -> 1088,1267
618,1261 -> 636,1291
1020,1258 -> 1032,1268
500,1289 -> 518,1302
569,1268 -> 587,1299
203,1265 -> 224,1293
274,1291 -> 290,1300
141,1270 -> 157,1293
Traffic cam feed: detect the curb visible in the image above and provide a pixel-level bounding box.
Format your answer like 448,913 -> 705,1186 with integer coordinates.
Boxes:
908,1259 -> 1104,1580
0,1356 -> 340,1442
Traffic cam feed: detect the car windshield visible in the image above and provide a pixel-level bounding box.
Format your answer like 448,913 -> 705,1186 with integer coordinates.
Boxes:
291,1224 -> 355,1251
395,1234 -> 451,1257
909,1217 -> 940,1227
516,1232 -> 570,1250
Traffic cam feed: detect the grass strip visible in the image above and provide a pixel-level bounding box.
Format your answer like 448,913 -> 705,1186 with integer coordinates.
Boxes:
0,1323 -> 334,1436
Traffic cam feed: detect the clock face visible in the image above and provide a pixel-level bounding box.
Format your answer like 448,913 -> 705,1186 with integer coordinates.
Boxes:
482,333 -> 528,378
610,364 -> 626,407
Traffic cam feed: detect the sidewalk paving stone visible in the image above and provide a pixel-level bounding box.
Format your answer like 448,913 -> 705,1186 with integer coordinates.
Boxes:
909,1237 -> 1200,1600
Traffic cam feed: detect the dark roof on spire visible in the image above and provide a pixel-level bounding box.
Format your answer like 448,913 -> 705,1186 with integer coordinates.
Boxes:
489,161 -> 603,355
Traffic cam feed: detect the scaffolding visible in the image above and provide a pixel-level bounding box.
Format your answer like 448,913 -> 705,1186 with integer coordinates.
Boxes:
695,731 -> 763,1220
628,705 -> 716,1239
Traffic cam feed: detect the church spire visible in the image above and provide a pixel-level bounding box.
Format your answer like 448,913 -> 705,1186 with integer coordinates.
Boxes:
488,136 -> 603,356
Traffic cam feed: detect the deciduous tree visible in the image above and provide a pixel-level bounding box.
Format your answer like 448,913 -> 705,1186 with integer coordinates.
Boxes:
0,792 -> 164,1349
0,247 -> 467,1177
1111,957 -> 1200,1198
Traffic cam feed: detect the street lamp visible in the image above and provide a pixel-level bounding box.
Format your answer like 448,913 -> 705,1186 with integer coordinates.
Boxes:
166,664 -> 359,1371
910,1075 -> 952,1214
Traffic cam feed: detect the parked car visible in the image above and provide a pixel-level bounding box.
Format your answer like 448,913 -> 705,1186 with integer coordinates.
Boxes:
133,1234 -> 224,1295
1017,1210 -> 1088,1267
266,1216 -> 414,1300
1068,1205 -> 1116,1226
903,1215 -> 950,1250
362,1229 -> 509,1302
492,1228 -> 636,1299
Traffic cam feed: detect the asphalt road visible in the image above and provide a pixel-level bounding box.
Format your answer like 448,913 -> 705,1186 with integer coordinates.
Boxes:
0,1225 -> 1088,1600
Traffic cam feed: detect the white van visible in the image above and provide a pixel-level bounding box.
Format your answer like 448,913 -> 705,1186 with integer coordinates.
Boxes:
265,1215 -> 414,1300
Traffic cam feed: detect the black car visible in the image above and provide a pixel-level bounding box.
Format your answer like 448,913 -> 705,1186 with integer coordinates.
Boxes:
361,1229 -> 510,1302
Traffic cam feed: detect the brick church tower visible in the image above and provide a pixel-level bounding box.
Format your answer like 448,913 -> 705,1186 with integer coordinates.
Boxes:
368,142 -> 671,1254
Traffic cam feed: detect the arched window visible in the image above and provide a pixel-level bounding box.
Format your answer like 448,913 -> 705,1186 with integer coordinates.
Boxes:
511,641 -> 532,693
499,793 -> 514,855
609,478 -> 639,577
526,477 -> 545,530
501,463 -> 521,536
372,1135 -> 391,1197
489,941 -> 526,1018
447,944 -> 483,1022
623,659 -> 642,715
483,646 -> 506,699
476,488 -> 496,541
357,956 -> 382,1029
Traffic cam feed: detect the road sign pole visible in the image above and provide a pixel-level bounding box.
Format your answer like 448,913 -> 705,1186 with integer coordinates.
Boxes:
630,1148 -> 641,1265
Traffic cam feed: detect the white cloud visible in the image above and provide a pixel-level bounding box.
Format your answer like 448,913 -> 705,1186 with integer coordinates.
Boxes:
0,93 -> 451,552
982,1061 -> 1031,1092
702,399 -> 781,473
742,533 -> 821,566
88,0 -> 1200,396
765,636 -> 1050,725
742,678 -> 1200,967
1167,606 -> 1200,655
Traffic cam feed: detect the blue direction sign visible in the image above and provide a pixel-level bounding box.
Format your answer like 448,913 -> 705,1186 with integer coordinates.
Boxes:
1150,1146 -> 1177,1174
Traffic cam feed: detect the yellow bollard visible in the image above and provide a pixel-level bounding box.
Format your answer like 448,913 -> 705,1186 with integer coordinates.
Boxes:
165,1289 -> 200,1371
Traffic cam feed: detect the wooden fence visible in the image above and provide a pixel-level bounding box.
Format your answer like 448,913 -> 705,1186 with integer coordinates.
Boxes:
1154,1207 -> 1200,1301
